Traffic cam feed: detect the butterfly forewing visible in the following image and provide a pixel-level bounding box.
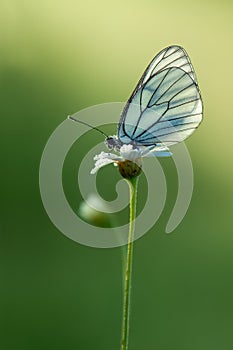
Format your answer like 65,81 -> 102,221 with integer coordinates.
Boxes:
118,45 -> 202,147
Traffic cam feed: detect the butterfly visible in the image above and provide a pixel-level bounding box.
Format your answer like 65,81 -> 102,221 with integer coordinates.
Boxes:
68,45 -> 203,177
106,45 -> 203,152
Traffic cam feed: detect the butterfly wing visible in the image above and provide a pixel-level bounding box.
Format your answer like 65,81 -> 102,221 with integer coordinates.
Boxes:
118,46 -> 203,147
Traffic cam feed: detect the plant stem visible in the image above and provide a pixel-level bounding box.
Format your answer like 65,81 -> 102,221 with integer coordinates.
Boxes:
121,176 -> 139,350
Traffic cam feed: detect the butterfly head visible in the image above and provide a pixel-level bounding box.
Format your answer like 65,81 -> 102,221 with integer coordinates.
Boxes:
105,135 -> 123,151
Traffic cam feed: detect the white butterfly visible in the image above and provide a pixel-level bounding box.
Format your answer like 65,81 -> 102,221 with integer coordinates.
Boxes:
69,46 -> 203,177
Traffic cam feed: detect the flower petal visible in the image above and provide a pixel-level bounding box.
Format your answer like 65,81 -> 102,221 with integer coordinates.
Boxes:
120,144 -> 141,162
90,158 -> 115,174
94,151 -> 121,161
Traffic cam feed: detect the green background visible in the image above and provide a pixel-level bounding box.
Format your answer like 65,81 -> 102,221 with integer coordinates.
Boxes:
1,1 -> 233,349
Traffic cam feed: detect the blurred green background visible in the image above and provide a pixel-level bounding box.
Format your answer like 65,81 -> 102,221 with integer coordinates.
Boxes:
1,0 -> 233,349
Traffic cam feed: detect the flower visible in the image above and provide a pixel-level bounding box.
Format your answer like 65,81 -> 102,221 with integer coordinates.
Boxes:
91,141 -> 172,179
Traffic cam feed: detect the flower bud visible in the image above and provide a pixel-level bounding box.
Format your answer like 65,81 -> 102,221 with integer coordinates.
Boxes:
79,194 -> 111,227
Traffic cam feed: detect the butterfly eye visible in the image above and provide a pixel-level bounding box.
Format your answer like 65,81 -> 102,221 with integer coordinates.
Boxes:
105,136 -> 121,151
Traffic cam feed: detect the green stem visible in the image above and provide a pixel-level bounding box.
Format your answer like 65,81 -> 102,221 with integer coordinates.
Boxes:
121,176 -> 139,350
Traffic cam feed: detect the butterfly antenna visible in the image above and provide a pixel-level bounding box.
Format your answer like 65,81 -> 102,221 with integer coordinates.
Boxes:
68,115 -> 108,138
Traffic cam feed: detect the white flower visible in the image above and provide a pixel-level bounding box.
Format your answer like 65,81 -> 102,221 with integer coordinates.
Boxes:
91,142 -> 172,175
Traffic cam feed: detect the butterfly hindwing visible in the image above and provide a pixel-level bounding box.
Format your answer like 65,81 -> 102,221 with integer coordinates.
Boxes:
118,46 -> 203,147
